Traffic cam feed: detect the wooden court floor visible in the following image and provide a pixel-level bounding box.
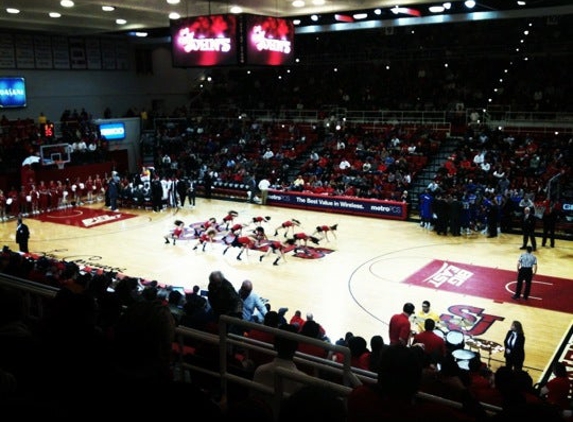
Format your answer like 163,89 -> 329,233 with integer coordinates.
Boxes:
2,197 -> 572,383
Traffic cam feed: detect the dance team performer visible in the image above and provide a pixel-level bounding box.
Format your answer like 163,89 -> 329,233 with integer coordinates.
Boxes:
192,227 -> 218,252
252,226 -> 269,248
223,222 -> 247,244
259,238 -> 296,266
223,235 -> 257,261
290,232 -> 320,252
164,220 -> 185,245
193,217 -> 218,237
312,224 -> 338,242
220,210 -> 239,230
251,216 -> 271,225
273,218 -> 301,238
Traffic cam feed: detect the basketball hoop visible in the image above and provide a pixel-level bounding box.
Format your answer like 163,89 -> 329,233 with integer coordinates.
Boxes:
55,160 -> 65,170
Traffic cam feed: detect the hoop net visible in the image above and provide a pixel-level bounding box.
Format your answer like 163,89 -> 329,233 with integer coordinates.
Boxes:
55,160 -> 65,170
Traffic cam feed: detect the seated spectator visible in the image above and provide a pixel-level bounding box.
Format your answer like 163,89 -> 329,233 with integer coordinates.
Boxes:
289,310 -> 305,330
368,334 -> 388,373
539,361 -> 572,412
251,324 -> 307,419
247,311 -> 281,366
347,345 -> 480,422
278,385 -> 347,422
238,279 -> 267,324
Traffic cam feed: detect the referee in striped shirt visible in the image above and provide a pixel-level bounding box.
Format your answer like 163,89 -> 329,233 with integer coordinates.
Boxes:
513,246 -> 537,300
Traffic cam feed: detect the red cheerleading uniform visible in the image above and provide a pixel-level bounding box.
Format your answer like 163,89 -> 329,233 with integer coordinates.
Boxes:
173,225 -> 184,238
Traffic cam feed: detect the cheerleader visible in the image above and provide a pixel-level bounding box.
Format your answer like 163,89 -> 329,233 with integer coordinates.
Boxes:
18,185 -> 29,216
290,232 -> 320,251
223,235 -> 257,261
193,217 -> 218,237
6,186 -> 19,218
223,222 -> 247,244
38,180 -> 50,213
250,215 -> 271,225
29,184 -> 40,215
252,226 -> 269,248
48,180 -> 61,211
259,238 -> 296,266
312,224 -> 338,242
94,174 -> 104,202
56,180 -> 67,208
273,218 -> 301,237
85,175 -> 95,204
164,220 -> 185,245
221,210 -> 239,230
192,227 -> 218,252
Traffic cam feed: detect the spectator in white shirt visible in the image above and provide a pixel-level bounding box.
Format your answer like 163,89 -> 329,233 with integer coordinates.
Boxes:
339,158 -> 351,171
262,148 -> 274,160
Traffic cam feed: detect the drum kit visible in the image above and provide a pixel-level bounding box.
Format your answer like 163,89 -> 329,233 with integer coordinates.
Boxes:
434,317 -> 504,369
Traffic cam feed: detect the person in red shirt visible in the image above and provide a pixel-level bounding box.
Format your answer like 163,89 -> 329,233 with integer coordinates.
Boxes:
289,310 -> 305,330
388,302 -> 415,346
540,361 -> 572,411
412,318 -> 447,364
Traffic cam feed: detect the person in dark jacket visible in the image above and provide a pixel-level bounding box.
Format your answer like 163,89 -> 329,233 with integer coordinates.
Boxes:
15,217 -> 30,253
504,320 -> 526,371
207,270 -> 243,334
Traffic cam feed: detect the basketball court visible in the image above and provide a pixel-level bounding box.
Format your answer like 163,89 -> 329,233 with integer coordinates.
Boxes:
2,197 -> 572,383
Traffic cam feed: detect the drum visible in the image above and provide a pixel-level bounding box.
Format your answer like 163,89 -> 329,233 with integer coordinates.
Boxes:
446,330 -> 465,351
433,329 -> 446,340
452,349 -> 477,370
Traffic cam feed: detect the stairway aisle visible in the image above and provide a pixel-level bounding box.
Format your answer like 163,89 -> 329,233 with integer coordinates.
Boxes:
408,137 -> 462,219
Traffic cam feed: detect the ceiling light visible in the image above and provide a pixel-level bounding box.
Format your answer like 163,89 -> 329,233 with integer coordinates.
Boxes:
116,18 -> 127,25
517,1 -> 526,5
293,19 -> 301,25
312,0 -> 325,5
374,9 -> 382,15
169,12 -> 181,20
353,13 -> 368,20
6,8 -> 20,14
310,14 -> 319,21
429,6 -> 445,13
60,0 -> 74,7
292,0 -> 305,8
134,32 -> 148,37
167,0 -> 181,4
102,6 -> 115,12
464,0 -> 476,8
49,12 -> 62,18
230,6 -> 242,13
443,2 -> 451,10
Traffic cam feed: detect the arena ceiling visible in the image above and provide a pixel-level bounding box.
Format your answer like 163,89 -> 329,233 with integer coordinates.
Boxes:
0,0 -> 571,38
